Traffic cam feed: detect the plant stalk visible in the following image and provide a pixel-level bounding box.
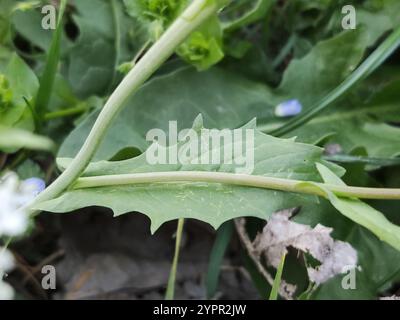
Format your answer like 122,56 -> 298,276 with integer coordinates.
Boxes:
73,171 -> 400,200
165,218 -> 185,300
44,104 -> 90,120
26,0 -> 223,213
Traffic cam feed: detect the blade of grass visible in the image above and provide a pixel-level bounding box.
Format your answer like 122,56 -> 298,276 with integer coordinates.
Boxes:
206,221 -> 234,299
165,218 -> 185,300
35,0 -> 67,123
109,0 -> 121,91
268,26 -> 400,137
269,253 -> 286,300
44,103 -> 90,120
323,154 -> 400,168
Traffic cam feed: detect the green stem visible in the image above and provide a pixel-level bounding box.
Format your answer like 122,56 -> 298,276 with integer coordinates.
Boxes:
165,218 -> 185,300
272,34 -> 295,69
109,0 -> 121,91
73,171 -> 400,200
44,104 -> 90,120
268,26 -> 400,137
26,0 -> 223,213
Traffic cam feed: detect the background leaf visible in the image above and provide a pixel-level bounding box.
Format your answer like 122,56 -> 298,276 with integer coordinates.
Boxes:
1,53 -> 38,130
0,125 -> 54,152
59,67 -> 277,160
305,163 -> 400,251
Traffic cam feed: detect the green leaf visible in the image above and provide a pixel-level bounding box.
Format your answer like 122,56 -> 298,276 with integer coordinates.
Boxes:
60,27 -> 400,161
222,0 -> 274,32
67,0 -> 142,98
59,67 -> 277,160
280,196 -> 400,299
1,53 -> 38,128
0,0 -> 14,45
292,192 -> 400,299
123,0 -> 188,35
357,0 -> 400,45
269,0 -> 400,57
124,0 -> 225,70
67,0 -> 116,98
61,30 -> 374,159
177,16 -> 224,70
269,25 -> 400,137
314,225 -> 400,299
0,45 -> 12,71
12,7 -> 54,51
258,29 -> 400,159
38,118 -> 343,233
263,102 -> 400,159
16,159 -> 45,180
0,125 -> 54,152
299,163 -> 400,252
275,29 -> 368,109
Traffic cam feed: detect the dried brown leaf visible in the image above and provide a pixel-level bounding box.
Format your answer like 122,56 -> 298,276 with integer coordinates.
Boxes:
254,211 -> 357,285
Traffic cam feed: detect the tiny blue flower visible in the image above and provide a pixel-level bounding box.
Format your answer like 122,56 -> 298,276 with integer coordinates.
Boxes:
274,99 -> 302,117
22,178 -> 46,196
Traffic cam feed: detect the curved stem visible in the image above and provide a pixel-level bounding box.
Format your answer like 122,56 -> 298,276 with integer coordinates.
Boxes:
73,171 -> 400,200
26,0 -> 222,213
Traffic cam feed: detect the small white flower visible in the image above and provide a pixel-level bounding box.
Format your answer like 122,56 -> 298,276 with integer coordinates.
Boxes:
0,172 -> 45,237
0,172 -> 44,301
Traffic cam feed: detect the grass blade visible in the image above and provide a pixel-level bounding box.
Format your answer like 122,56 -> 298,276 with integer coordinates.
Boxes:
35,0 -> 67,122
206,221 -> 234,299
323,154 -> 400,168
165,218 -> 185,300
109,0 -> 121,91
269,26 -> 400,137
269,253 -> 286,300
